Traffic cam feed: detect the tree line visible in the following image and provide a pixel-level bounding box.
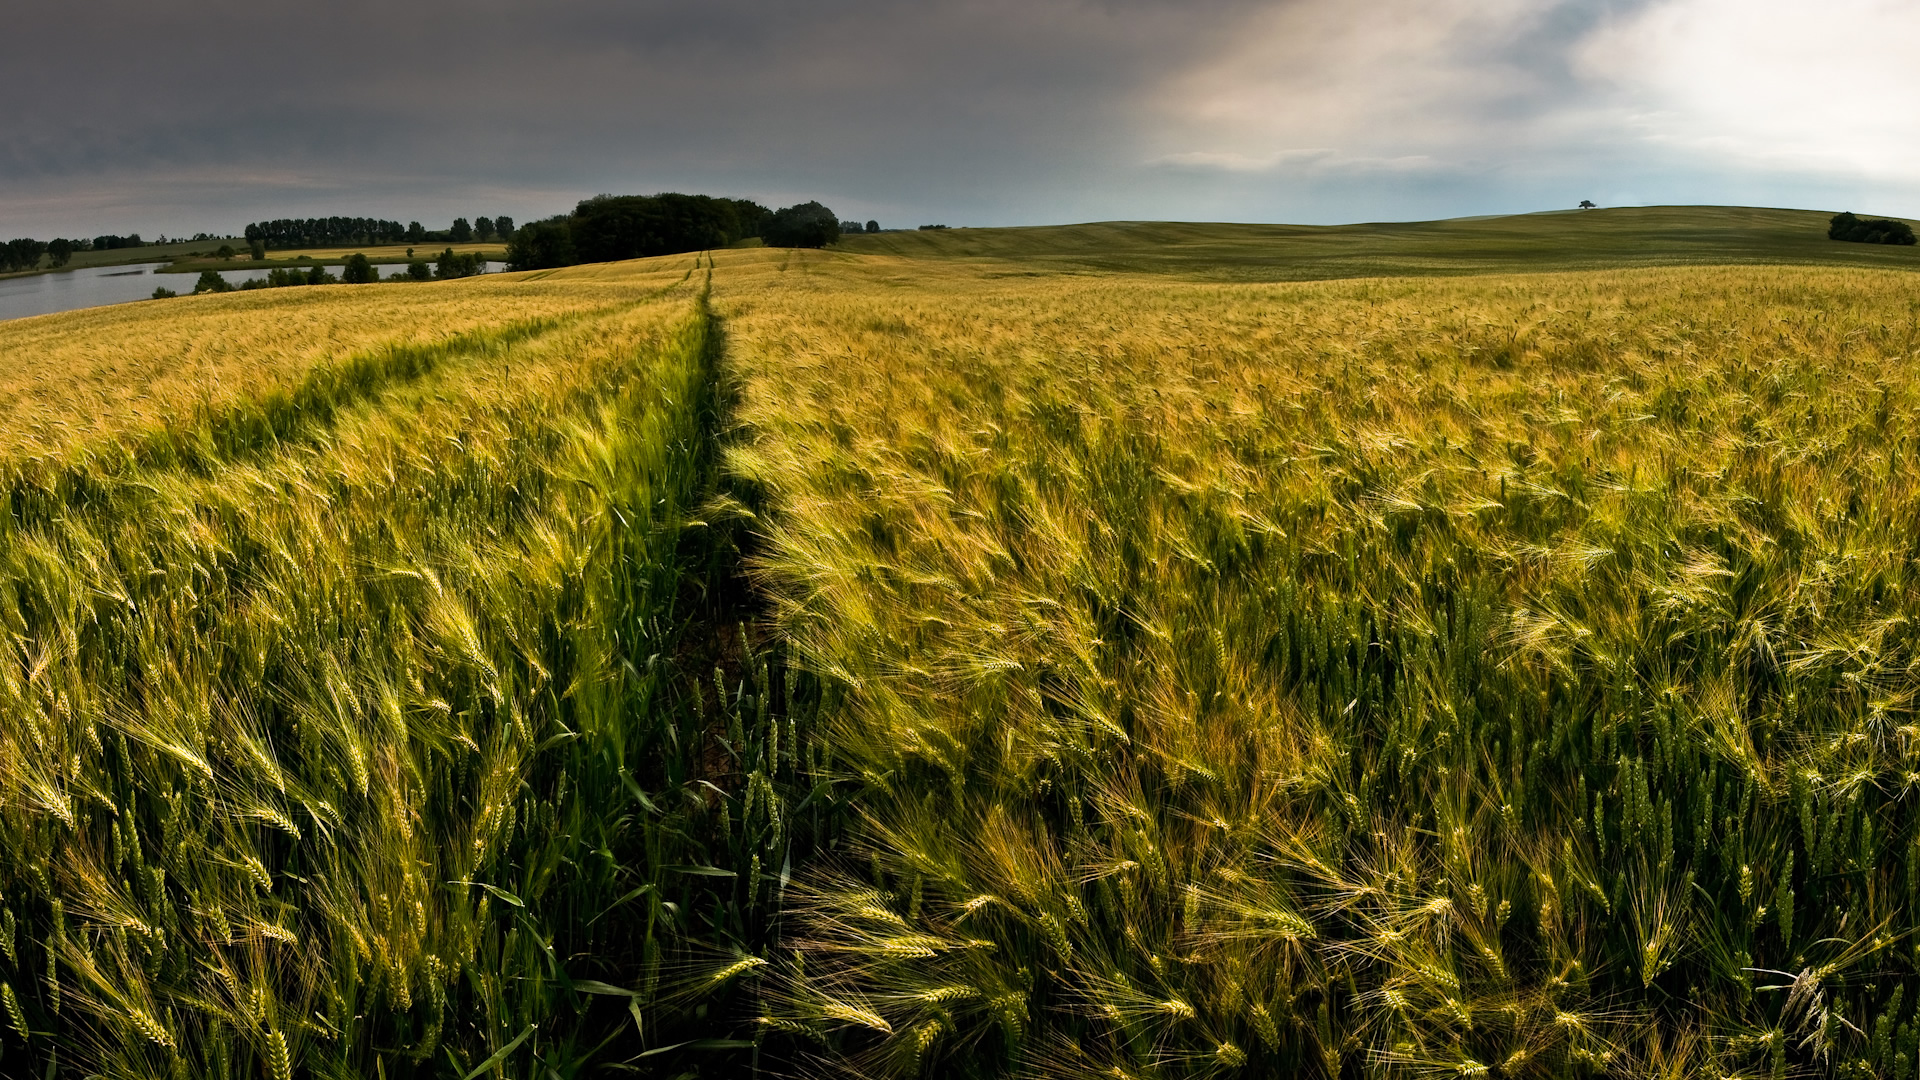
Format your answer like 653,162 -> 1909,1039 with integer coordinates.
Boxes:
506,194 -> 851,271
242,216 -> 516,251
12,195 -> 864,277
1,239 -> 50,273
2,235 -> 149,273
166,247 -> 490,300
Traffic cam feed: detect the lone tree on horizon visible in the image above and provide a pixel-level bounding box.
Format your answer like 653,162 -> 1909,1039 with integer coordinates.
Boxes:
1579,200 -> 1596,209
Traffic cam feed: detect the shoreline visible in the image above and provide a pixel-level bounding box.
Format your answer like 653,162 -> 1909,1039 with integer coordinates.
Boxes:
2,243 -> 509,279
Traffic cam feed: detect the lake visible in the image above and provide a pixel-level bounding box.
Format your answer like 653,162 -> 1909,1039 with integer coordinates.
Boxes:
0,261 -> 508,324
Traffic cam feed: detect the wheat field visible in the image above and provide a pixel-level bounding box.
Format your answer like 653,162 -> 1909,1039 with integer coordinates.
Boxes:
0,257 -> 828,1080
1,224 -> 1919,1079
0,263 -> 694,459
713,249 -> 1920,1079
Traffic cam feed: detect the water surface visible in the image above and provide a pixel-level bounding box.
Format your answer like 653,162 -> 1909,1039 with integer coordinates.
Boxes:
0,262 -> 508,324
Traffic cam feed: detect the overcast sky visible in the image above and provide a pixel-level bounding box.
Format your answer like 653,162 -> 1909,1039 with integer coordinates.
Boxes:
5,0 -> 1916,237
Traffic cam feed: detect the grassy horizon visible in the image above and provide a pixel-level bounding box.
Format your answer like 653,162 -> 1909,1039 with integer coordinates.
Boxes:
161,244 -> 510,275
836,204 -> 1920,280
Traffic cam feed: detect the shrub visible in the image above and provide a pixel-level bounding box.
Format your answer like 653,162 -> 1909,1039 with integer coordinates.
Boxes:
149,285 -> 177,299
342,253 -> 378,284
193,269 -> 232,294
435,248 -> 484,279
1829,211 -> 1917,245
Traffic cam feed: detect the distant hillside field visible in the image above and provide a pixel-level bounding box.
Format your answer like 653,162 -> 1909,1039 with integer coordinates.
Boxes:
163,243 -> 509,274
1,209 -> 1919,1079
839,205 -> 1920,279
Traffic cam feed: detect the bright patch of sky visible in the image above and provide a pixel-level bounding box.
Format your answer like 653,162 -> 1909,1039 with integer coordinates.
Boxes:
1142,0 -> 1920,219
1577,0 -> 1920,181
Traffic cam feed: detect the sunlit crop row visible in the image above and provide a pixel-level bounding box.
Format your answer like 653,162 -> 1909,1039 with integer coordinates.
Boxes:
0,264 -> 692,460
0,262 -> 812,1079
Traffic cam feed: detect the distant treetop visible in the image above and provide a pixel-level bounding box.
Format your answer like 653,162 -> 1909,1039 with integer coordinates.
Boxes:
568,193 -> 769,262
761,202 -> 840,249
1829,211 -> 1916,246
243,216 -> 516,251
246,218 -> 408,249
1578,200 -> 1596,210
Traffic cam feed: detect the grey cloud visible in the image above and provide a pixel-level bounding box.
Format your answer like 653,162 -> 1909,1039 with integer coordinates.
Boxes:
2,1 -> 1267,234
3,0 -> 1914,237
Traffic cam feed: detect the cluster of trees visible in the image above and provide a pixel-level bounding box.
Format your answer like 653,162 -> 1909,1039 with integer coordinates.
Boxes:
245,218 -> 410,249
1829,211 -> 1917,245
191,266 -> 339,294
569,193 -> 770,263
434,248 -> 487,278
4,234 -> 272,274
918,224 -> 950,230
449,217 -> 513,243
506,193 -> 848,271
243,216 -> 516,251
6,235 -> 187,273
761,201 -> 839,248
2,238 -> 105,272
840,219 -> 881,234
505,218 -> 576,271
255,266 -> 335,288
2,239 -> 49,272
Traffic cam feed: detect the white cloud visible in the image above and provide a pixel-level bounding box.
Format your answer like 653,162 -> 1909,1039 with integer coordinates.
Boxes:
1146,0 -> 1920,209
1577,0 -> 1920,180
1147,0 -> 1562,172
